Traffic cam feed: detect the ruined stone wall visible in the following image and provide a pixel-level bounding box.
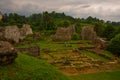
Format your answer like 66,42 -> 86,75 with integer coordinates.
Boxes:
0,24 -> 33,43
81,26 -> 107,49
20,24 -> 33,40
51,25 -> 76,41
4,26 -> 20,43
18,45 -> 40,58
81,26 -> 97,42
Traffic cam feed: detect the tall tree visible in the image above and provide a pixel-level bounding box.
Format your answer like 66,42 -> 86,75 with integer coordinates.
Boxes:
107,34 -> 120,56
94,22 -> 105,37
102,24 -> 115,40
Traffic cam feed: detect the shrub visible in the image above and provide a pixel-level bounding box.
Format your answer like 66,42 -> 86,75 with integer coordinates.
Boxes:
72,33 -> 80,40
107,34 -> 120,56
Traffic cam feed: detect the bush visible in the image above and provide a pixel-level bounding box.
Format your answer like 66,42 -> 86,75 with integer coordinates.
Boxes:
72,33 -> 80,40
107,34 -> 120,56
44,30 -> 56,36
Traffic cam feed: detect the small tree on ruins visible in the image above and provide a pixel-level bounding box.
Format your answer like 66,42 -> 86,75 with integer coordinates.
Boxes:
72,32 -> 80,40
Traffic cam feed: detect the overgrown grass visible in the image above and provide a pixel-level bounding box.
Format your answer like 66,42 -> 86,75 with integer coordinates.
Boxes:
103,51 -> 115,59
0,54 -> 72,80
11,39 -> 120,80
17,40 -> 94,51
71,71 -> 120,80
81,50 -> 110,62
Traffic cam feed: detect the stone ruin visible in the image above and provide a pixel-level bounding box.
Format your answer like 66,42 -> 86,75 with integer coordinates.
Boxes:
2,26 -> 20,43
0,24 -> 33,43
0,24 -> 33,65
18,45 -> 40,58
51,25 -> 76,41
0,12 -> 18,65
19,24 -> 33,40
0,41 -> 17,66
81,26 -> 97,42
81,26 -> 107,49
95,37 -> 106,49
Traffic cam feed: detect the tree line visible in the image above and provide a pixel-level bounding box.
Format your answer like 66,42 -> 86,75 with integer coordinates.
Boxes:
0,11 -> 120,40
0,11 -> 120,56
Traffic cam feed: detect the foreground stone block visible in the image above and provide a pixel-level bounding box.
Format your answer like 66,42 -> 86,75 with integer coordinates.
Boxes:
0,41 -> 17,66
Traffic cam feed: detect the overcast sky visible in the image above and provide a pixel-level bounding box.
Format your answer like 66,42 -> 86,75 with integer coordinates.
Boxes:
0,0 -> 120,21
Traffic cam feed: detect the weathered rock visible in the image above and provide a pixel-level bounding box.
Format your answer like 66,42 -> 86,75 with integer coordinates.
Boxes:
0,24 -> 33,43
81,26 -> 97,42
20,24 -> 33,40
95,37 -> 106,49
5,26 -> 20,43
81,26 -> 107,49
18,45 -> 40,58
0,41 -> 17,66
51,25 -> 76,41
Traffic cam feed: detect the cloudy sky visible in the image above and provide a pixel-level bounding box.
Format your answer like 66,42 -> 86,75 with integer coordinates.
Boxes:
0,0 -> 120,21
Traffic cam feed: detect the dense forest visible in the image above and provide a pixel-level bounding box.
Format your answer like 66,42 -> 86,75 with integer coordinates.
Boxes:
0,11 -> 120,40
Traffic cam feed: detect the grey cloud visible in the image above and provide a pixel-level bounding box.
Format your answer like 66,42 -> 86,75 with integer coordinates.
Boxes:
0,0 -> 120,21
80,5 -> 91,8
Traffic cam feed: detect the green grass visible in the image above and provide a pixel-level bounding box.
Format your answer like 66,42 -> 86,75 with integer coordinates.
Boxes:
81,50 -> 110,62
71,71 -> 120,80
103,51 -> 115,59
17,40 -> 94,51
17,40 -> 80,50
9,39 -> 120,80
0,54 -> 72,80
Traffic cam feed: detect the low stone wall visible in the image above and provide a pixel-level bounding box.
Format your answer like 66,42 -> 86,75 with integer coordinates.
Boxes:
51,25 -> 76,41
18,45 -> 40,58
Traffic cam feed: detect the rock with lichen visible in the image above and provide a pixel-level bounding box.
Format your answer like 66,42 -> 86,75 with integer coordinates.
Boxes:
0,41 -> 17,66
0,24 -> 33,43
81,26 -> 97,42
51,25 -> 76,41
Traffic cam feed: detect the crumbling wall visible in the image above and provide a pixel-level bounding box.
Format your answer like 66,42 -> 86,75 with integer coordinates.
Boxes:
20,24 -> 33,40
81,26 -> 97,42
18,45 -> 40,58
81,26 -> 107,49
0,24 -> 33,43
0,41 -> 17,66
51,25 -> 76,41
4,26 -> 20,43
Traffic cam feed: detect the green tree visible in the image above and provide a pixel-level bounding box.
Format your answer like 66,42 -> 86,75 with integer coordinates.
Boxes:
94,22 -> 105,37
42,11 -> 55,30
107,34 -> 120,56
113,27 -> 120,36
57,20 -> 71,27
72,32 -> 80,40
102,24 -> 115,40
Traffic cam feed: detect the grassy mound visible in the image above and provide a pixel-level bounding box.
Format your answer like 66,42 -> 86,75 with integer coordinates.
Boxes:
71,71 -> 120,80
0,54 -> 72,80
